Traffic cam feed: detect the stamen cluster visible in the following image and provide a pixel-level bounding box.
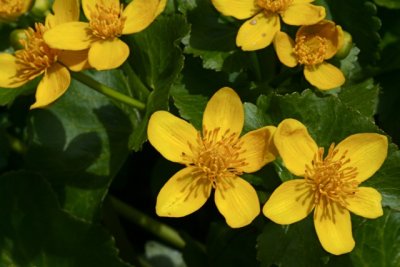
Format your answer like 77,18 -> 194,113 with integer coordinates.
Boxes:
294,35 -> 328,66
257,0 -> 293,13
89,2 -> 126,39
0,0 -> 23,16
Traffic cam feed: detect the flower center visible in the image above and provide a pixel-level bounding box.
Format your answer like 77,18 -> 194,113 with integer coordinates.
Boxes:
294,35 -> 328,66
183,127 -> 248,190
14,23 -> 58,82
0,0 -> 23,18
305,143 -> 359,209
257,0 -> 292,14
88,1 -> 126,39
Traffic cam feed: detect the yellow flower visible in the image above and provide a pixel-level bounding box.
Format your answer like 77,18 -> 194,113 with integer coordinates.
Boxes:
0,0 -> 33,22
211,0 -> 325,51
43,0 -> 166,71
274,20 -> 345,90
263,118 -> 388,255
0,0 -> 89,109
147,87 -> 277,228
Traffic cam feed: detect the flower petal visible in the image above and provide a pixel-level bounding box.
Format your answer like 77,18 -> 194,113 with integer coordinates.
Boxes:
215,177 -> 260,228
147,110 -> 198,164
155,0 -> 167,17
281,3 -> 325,26
122,0 -> 159,34
274,118 -> 318,176
43,22 -> 93,50
263,179 -> 314,224
237,13 -> 280,51
304,63 -> 345,90
156,167 -> 212,217
202,87 -> 244,139
47,0 -> 80,27
314,202 -> 355,255
82,0 -> 120,20
31,63 -> 70,109
346,187 -> 383,219
58,49 -> 91,71
211,0 -> 259,20
273,31 -> 298,67
0,53 -> 27,88
334,133 -> 388,183
240,126 -> 277,173
88,38 -> 129,70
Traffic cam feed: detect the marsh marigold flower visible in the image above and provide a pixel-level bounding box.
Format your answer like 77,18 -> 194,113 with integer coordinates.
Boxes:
147,88 -> 277,228
274,20 -> 345,90
43,0 -> 166,71
211,0 -> 325,51
0,0 -> 89,109
263,118 -> 388,255
0,0 -> 32,22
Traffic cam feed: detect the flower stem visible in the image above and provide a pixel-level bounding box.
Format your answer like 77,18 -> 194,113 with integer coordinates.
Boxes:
109,196 -> 186,249
72,72 -> 146,110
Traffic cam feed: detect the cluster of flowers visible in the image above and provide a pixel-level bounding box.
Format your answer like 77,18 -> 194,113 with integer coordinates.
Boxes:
0,0 -> 166,108
212,0 -> 346,90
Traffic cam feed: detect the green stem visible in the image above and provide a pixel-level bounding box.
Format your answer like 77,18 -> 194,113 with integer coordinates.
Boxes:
72,72 -> 146,110
109,196 -> 186,249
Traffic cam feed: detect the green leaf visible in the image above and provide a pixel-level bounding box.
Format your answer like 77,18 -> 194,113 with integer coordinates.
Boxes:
374,0 -> 400,9
339,78 -> 380,118
125,14 -> 189,151
350,208 -> 400,266
0,79 -> 37,106
0,171 -> 130,267
26,71 -> 134,221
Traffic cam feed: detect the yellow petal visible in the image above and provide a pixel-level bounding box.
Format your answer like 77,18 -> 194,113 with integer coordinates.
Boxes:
273,31 -> 298,67
334,133 -> 388,183
0,53 -> 27,88
274,118 -> 318,176
346,187 -> 383,219
237,13 -> 280,51
155,0 -> 167,17
58,49 -> 91,72
31,63 -> 70,109
263,179 -> 314,224
215,177 -> 260,228
147,111 -> 198,164
43,22 -> 93,50
281,3 -> 325,26
47,0 -> 80,26
156,167 -> 212,217
211,0 -> 259,20
304,63 -> 345,90
88,38 -> 129,70
240,126 -> 277,173
292,0 -> 314,3
82,0 -> 120,20
122,0 -> 159,34
202,87 -> 244,140
314,202 -> 355,255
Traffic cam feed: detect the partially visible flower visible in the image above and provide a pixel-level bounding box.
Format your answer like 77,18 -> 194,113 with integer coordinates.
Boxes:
263,118 -> 388,255
211,0 -> 325,51
274,20 -> 345,90
0,0 -> 89,109
147,87 -> 277,228
0,0 -> 33,22
43,0 -> 167,71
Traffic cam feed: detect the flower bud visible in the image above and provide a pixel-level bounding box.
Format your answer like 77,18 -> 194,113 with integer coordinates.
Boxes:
9,29 -> 28,50
335,31 -> 353,59
31,0 -> 50,18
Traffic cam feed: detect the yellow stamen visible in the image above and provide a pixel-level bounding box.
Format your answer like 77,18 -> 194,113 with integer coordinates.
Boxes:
305,143 -> 359,219
88,1 -> 126,40
14,23 -> 58,82
182,127 -> 248,193
294,35 -> 328,66
257,0 -> 293,14
0,0 -> 23,18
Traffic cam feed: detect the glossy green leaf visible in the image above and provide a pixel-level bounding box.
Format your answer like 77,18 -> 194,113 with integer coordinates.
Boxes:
374,0 -> 400,9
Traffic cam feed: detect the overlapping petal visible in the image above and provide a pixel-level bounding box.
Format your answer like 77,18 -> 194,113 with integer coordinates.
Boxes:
281,3 -> 325,26
148,111 -> 198,164
58,50 -> 91,72
346,187 -> 383,219
43,22 -> 93,50
240,126 -> 277,173
314,203 -> 355,255
273,31 -> 297,67
202,87 -> 244,140
88,38 -> 129,70
236,13 -> 280,51
156,167 -> 212,217
304,63 -> 345,90
47,0 -> 80,26
215,177 -> 260,228
211,0 -> 259,20
0,54 -> 27,88
274,119 -> 318,176
122,0 -> 160,34
334,133 -> 388,183
263,179 -> 314,224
